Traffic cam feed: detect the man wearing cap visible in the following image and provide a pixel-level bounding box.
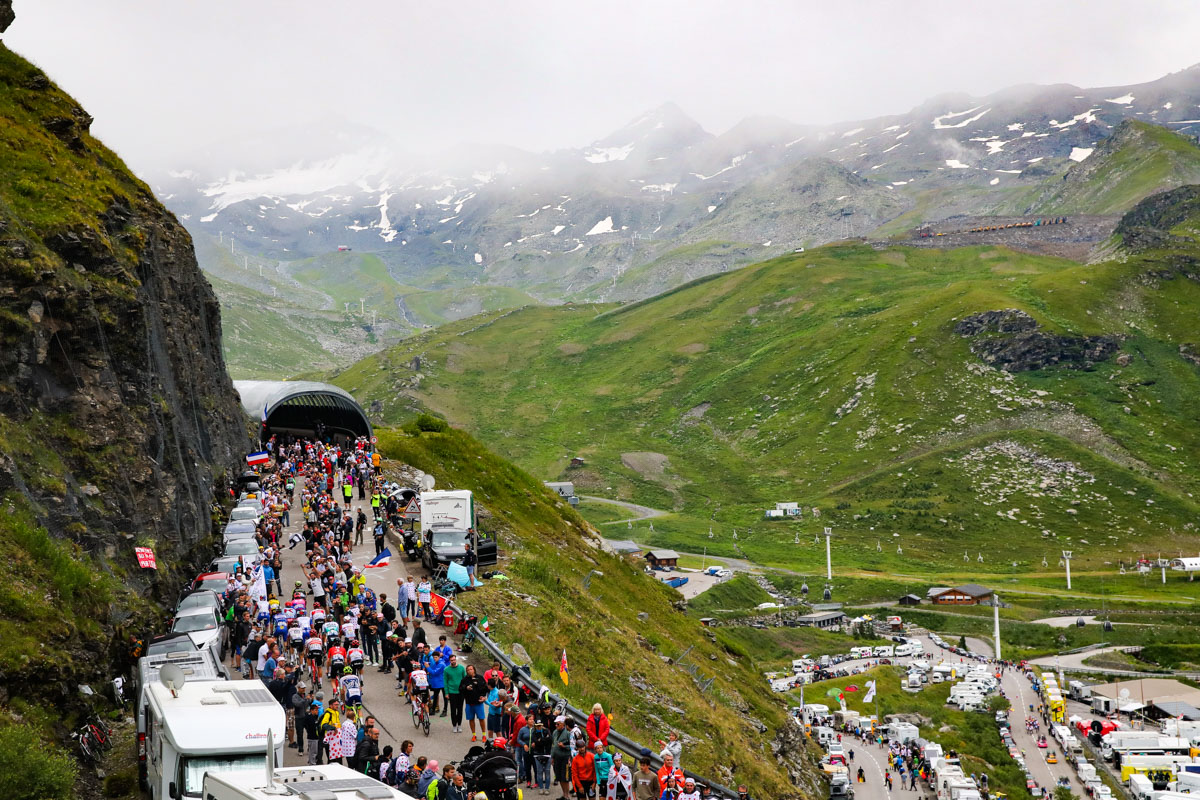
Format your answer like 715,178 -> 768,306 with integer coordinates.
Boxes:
570,741 -> 596,800
530,718 -> 552,794
678,777 -> 701,800
290,683 -> 310,751
605,752 -> 633,800
551,716 -> 573,800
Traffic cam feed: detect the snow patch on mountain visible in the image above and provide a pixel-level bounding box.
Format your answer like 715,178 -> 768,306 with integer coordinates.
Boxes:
1069,147 -> 1094,162
376,192 -> 397,242
692,153 -> 750,180
842,127 -> 865,138
933,106 -> 991,129
641,183 -> 677,193
201,150 -> 390,210
585,216 -> 616,236
584,143 -> 635,163
945,159 -> 970,169
1105,93 -> 1135,105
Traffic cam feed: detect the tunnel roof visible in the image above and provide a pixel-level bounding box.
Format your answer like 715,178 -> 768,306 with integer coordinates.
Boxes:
233,380 -> 372,438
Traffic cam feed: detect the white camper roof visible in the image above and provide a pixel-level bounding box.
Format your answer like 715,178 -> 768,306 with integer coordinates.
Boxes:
205,764 -> 408,800
146,682 -> 284,753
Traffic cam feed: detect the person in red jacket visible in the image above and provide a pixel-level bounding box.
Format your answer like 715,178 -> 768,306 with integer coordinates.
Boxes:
586,703 -> 610,748
571,746 -> 597,800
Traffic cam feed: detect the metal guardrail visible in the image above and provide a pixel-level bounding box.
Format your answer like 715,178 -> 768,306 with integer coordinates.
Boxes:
381,527 -> 749,797
446,598 -> 744,799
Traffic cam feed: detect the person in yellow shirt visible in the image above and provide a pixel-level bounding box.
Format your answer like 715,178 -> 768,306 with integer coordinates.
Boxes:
371,451 -> 381,473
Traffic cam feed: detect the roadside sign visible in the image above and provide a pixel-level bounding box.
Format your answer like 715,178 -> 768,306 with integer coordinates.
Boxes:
403,498 -> 421,519
134,547 -> 157,569
371,436 -> 378,444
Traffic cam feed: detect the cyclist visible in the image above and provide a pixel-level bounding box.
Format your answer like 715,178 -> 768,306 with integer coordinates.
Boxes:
322,616 -> 341,642
287,619 -> 306,661
348,638 -> 366,677
408,658 -> 431,723
293,580 -> 306,601
340,666 -> 364,711
328,640 -> 348,689
341,615 -> 359,642
305,630 -> 325,682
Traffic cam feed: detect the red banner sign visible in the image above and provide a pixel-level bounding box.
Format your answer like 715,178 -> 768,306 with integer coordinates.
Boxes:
134,547 -> 157,569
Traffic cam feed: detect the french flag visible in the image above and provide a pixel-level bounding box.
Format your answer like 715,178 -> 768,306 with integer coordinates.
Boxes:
246,451 -> 270,466
365,548 -> 391,569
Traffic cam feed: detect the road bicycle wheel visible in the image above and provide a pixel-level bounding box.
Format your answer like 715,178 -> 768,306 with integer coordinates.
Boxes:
412,707 -> 421,729
422,716 -> 431,737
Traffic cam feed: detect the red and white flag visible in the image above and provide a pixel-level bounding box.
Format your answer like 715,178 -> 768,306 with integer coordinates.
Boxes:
134,547 -> 157,569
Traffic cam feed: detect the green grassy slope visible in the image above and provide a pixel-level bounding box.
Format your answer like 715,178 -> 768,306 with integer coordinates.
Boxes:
1013,120 -> 1200,215
376,427 -> 808,797
334,206 -> 1200,585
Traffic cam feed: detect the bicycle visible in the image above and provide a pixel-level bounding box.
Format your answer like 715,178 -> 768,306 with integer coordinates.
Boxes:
86,715 -> 114,751
411,698 -> 431,737
71,728 -> 99,764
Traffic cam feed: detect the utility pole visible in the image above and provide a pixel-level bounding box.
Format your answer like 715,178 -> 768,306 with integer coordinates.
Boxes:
993,594 -> 1002,662
824,527 -> 833,580
1062,550 -> 1073,590
360,298 -> 365,314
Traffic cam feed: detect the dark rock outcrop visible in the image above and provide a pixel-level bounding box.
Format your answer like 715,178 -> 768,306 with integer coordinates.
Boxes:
956,308 -> 1120,371
0,41 -> 246,699
1114,184 -> 1200,253
954,309 -> 1038,336
0,0 -> 13,34
970,331 -> 1120,372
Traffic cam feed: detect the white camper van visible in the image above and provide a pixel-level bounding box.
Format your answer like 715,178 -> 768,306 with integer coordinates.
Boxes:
136,648 -> 230,788
204,763 -> 410,800
144,672 -> 284,800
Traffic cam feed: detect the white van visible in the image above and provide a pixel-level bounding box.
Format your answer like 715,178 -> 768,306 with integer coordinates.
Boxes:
874,646 -> 894,658
204,763 -> 409,800
896,644 -> 916,657
144,679 -> 284,800
136,648 -> 229,788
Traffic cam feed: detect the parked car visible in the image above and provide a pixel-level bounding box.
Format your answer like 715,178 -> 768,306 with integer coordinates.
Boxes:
224,538 -> 262,562
169,607 -> 229,660
176,589 -> 223,617
229,506 -> 260,523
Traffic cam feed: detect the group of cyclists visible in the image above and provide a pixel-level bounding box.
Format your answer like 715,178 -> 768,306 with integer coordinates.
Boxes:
214,433 -> 750,800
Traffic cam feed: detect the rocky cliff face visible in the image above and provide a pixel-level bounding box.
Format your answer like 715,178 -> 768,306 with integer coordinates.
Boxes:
0,25 -> 245,697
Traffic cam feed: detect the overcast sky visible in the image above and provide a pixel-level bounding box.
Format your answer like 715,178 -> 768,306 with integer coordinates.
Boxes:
8,0 -> 1200,172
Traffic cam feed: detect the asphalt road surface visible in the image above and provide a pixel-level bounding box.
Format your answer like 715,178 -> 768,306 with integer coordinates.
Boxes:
235,475 -> 489,772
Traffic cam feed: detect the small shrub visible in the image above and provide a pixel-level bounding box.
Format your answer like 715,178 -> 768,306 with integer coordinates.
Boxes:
103,768 -> 138,797
0,725 -> 77,800
415,414 -> 449,433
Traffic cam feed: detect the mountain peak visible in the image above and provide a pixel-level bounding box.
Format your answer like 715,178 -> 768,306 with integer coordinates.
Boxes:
585,102 -> 711,164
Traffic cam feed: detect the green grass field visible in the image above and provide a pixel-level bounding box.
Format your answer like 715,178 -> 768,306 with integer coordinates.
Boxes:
374,427 -> 799,796
332,226 -> 1200,592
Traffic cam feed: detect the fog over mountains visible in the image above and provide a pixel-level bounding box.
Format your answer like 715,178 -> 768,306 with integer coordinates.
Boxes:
157,64 -> 1200,317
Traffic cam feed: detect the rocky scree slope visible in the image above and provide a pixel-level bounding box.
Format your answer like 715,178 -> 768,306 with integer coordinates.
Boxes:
0,25 -> 245,710
1014,120 -> 1200,215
